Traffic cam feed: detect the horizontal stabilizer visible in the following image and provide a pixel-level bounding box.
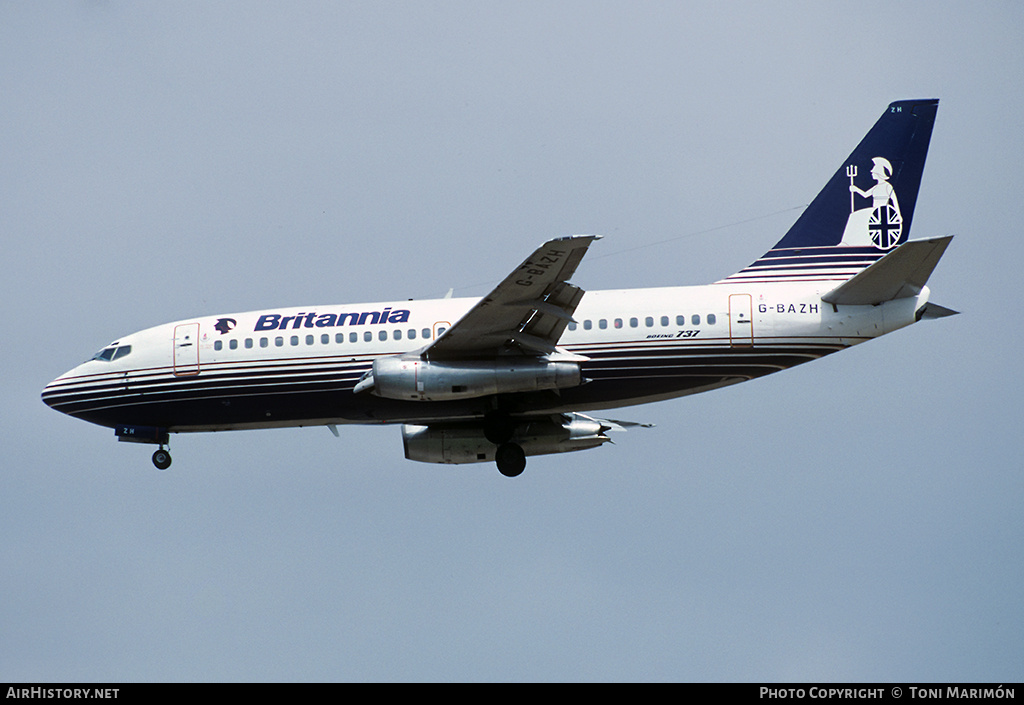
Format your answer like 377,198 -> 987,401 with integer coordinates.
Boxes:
917,302 -> 959,319
594,416 -> 656,432
822,235 -> 952,305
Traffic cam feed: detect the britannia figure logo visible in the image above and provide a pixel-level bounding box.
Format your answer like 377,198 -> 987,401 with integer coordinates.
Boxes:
840,156 -> 903,249
214,318 -> 237,335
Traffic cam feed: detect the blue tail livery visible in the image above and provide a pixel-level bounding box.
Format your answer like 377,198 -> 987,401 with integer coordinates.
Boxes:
723,99 -> 939,284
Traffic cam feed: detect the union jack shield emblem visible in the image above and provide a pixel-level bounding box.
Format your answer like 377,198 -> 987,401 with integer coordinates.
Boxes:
868,204 -> 902,250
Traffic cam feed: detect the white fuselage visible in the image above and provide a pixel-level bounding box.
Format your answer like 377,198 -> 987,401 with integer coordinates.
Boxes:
41,280 -> 928,434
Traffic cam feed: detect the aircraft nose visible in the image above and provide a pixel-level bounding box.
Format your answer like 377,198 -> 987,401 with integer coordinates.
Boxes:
41,373 -> 66,411
41,365 -> 83,415
41,379 -> 56,408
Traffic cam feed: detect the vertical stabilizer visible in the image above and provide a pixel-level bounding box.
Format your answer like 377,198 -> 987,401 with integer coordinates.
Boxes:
721,99 -> 938,284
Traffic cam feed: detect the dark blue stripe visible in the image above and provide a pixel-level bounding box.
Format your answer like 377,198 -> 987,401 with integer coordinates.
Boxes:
759,246 -> 883,258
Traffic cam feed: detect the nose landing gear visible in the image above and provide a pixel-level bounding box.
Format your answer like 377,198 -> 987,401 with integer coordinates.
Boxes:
152,447 -> 172,470
115,426 -> 172,470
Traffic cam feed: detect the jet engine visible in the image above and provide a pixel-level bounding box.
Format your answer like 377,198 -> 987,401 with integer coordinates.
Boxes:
354,357 -> 582,402
402,413 -> 612,466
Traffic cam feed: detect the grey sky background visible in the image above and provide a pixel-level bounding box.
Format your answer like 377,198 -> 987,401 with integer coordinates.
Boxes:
3,1 -> 1021,682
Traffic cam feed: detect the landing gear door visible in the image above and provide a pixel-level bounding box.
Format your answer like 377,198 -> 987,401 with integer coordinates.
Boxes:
173,323 -> 201,376
729,294 -> 754,347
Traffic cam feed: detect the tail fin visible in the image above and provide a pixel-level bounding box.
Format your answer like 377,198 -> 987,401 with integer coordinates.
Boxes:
721,99 -> 939,284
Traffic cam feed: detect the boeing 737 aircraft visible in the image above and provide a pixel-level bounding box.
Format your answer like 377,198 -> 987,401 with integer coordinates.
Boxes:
42,99 -> 955,477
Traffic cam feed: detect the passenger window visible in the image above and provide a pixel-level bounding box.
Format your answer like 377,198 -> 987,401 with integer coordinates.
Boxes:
661,316 -> 669,326
599,319 -> 607,329
364,331 -> 372,342
437,327 -> 447,336
229,339 -> 238,350
275,337 -> 284,347
245,338 -> 253,349
350,332 -> 358,343
676,315 -> 685,326
614,318 -> 622,329
645,316 -> 654,327
214,340 -> 223,351
568,322 -> 577,331
630,317 -> 638,328
692,314 -> 701,325
394,330 -> 402,340
583,320 -> 592,330
379,330 -> 387,341
408,329 -> 417,340
708,313 -> 717,325
260,338 -> 269,348
336,333 -> 345,344
321,334 -> 329,344
290,336 -> 299,346
305,335 -> 314,345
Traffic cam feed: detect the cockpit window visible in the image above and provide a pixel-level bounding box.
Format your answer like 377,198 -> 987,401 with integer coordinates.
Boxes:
91,345 -> 132,362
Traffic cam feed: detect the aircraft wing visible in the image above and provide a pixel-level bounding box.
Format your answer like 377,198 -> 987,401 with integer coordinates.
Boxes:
423,235 -> 600,360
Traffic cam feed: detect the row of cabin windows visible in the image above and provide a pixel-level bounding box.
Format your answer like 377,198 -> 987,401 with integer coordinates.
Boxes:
567,313 -> 716,331
212,313 -> 716,352
212,327 -> 447,352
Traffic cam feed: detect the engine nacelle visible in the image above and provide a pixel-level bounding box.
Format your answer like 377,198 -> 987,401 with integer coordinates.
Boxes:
356,356 -> 582,402
402,413 -> 612,464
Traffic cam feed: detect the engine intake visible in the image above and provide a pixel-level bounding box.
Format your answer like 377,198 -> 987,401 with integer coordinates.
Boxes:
354,357 -> 582,402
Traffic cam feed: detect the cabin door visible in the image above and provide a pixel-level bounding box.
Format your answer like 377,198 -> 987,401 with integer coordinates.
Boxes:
173,323 -> 201,376
432,320 -> 451,340
728,294 -> 754,347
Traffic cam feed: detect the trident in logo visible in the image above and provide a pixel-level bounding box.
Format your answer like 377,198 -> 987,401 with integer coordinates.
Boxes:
846,164 -> 857,212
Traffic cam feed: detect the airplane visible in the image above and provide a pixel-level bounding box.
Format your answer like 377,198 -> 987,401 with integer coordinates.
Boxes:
42,99 -> 955,477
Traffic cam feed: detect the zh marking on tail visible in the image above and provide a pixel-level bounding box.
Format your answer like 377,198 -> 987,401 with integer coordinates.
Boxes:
42,99 -> 955,477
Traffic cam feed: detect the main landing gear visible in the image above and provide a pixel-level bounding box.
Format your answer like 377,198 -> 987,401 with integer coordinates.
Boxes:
495,442 -> 526,478
485,411 -> 526,477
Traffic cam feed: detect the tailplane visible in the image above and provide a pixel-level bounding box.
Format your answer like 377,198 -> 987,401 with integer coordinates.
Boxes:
721,99 -> 939,284
821,235 -> 953,305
